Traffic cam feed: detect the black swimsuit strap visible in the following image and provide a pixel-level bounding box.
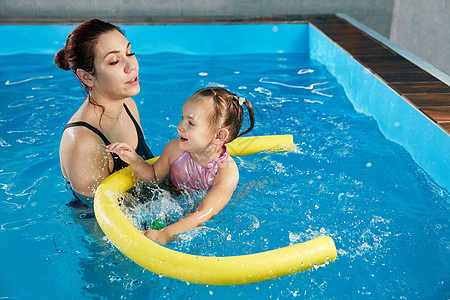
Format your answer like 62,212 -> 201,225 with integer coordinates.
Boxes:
64,120 -> 122,171
64,121 -> 111,145
63,103 -> 152,205
63,103 -> 152,172
123,104 -> 145,140
123,104 -> 153,160
64,104 -> 136,146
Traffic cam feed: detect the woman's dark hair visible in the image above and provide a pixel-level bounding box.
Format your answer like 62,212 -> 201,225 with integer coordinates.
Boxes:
55,19 -> 124,92
55,19 -> 124,126
190,87 -> 255,143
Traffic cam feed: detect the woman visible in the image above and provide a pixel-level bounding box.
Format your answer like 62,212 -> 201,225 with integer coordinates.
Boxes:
56,19 -> 153,205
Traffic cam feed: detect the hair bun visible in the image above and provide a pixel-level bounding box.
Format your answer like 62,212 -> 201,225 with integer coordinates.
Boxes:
54,48 -> 70,70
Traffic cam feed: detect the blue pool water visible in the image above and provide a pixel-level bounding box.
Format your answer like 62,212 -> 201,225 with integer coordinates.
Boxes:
1,24 -> 449,299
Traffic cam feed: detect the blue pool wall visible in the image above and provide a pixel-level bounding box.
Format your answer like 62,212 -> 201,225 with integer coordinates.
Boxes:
0,24 -> 309,55
308,26 -> 450,192
2,23 -> 449,191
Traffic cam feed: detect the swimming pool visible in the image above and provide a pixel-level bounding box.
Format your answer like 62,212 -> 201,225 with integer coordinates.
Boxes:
1,18 -> 449,299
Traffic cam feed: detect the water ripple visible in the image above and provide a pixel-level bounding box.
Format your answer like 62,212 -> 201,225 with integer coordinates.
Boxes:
1,218 -> 36,231
297,69 -> 314,75
0,138 -> 11,147
5,75 -> 54,85
259,77 -> 329,90
312,87 -> 333,98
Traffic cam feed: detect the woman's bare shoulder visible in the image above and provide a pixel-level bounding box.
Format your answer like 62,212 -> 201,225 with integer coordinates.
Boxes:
61,123 -> 101,144
124,98 -> 140,118
60,125 -> 112,191
124,97 -> 138,108
60,125 -> 108,162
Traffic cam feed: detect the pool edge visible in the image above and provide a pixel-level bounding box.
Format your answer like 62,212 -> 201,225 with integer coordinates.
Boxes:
2,14 -> 449,191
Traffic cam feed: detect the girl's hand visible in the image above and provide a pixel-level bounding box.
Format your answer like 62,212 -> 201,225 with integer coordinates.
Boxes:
107,142 -> 140,165
144,229 -> 172,245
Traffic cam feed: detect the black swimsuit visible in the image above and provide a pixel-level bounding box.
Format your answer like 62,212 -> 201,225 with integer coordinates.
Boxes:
64,103 -> 153,202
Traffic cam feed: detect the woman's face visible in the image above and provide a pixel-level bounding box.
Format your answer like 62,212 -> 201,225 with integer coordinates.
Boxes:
91,30 -> 140,100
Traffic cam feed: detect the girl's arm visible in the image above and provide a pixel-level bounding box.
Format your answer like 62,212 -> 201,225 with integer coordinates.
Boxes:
145,156 -> 239,245
107,138 -> 180,184
107,142 -> 157,182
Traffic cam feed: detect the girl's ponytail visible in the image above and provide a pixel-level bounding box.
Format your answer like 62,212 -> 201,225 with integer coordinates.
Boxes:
236,98 -> 254,138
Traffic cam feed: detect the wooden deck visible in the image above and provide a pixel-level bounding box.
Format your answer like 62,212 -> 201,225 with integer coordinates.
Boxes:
303,14 -> 450,134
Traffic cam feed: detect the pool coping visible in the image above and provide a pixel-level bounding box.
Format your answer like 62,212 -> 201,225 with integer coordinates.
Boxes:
4,14 -> 449,135
303,14 -> 450,136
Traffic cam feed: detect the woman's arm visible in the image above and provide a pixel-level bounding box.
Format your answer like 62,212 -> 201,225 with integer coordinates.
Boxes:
145,156 -> 239,245
60,128 -> 112,197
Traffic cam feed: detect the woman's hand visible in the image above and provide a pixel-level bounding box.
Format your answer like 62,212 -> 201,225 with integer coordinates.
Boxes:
107,142 -> 140,165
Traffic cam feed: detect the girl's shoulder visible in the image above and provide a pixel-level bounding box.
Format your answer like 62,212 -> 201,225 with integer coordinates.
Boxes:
163,138 -> 184,164
166,138 -> 181,150
218,155 -> 238,175
212,155 -> 239,189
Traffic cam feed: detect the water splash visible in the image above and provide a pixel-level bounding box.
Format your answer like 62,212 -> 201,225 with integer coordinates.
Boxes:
119,183 -> 205,233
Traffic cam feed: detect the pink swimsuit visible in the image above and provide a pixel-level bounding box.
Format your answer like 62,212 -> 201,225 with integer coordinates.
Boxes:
170,146 -> 229,190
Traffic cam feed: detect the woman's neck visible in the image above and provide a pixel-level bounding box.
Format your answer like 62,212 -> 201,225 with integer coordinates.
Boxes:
86,93 -> 127,121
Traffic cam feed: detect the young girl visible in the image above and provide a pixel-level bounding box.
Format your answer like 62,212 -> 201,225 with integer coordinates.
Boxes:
107,87 -> 255,245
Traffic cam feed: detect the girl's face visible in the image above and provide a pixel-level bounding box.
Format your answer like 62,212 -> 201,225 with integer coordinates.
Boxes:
91,30 -> 140,100
177,98 -> 217,154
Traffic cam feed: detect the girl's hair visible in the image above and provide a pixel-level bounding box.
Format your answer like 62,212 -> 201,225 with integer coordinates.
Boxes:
190,87 -> 255,143
55,19 -> 123,88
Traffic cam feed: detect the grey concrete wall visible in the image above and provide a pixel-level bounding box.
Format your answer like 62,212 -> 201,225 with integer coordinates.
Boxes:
390,0 -> 449,76
1,0 -> 394,37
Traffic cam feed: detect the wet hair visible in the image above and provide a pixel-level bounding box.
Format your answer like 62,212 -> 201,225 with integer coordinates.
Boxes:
54,19 -> 124,92
55,19 -> 124,127
189,87 -> 255,143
